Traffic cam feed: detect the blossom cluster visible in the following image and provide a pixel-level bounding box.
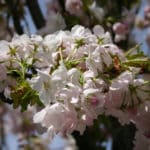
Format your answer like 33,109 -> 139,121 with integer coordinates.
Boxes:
0,25 -> 150,149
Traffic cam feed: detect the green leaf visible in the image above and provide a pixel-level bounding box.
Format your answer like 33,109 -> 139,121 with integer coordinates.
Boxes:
10,81 -> 44,112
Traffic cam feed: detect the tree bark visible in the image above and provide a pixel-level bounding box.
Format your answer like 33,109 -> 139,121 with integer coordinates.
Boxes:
26,0 -> 46,29
5,0 -> 24,34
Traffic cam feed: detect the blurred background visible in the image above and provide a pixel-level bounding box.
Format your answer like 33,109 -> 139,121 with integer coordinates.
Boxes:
0,0 -> 150,150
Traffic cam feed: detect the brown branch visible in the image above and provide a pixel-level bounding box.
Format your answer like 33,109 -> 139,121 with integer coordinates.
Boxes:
25,0 -> 46,29
5,0 -> 24,34
0,93 -> 13,104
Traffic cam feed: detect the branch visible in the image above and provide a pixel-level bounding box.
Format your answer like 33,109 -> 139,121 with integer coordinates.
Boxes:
5,0 -> 24,34
57,0 -> 66,12
25,0 -> 46,29
0,93 -> 13,104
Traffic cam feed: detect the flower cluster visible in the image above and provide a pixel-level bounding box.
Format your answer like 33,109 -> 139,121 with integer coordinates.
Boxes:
0,25 -> 150,149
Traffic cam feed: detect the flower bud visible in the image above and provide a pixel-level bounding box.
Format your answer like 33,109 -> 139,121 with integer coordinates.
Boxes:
65,0 -> 83,17
144,6 -> 150,20
90,96 -> 99,106
113,22 -> 129,35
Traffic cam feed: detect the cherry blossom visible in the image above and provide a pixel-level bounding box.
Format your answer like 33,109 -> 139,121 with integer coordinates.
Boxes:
0,25 -> 150,149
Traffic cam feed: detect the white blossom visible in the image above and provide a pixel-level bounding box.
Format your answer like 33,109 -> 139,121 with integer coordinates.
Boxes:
34,103 -> 77,139
0,24 -> 150,147
88,2 -> 104,23
37,13 -> 66,35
